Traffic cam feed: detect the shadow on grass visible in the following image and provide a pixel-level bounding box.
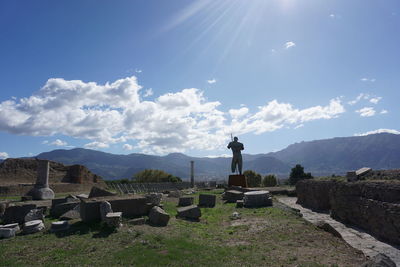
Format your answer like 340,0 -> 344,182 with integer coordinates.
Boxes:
53,221 -> 115,239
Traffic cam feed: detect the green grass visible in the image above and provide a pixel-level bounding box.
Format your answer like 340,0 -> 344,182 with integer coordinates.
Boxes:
0,190 -> 365,267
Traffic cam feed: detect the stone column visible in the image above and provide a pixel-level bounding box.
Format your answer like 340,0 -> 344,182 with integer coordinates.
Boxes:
190,161 -> 194,188
28,160 -> 55,200
36,160 -> 50,187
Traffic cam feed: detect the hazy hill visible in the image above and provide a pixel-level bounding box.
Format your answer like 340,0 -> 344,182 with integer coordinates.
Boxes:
268,133 -> 400,175
33,133 -> 400,180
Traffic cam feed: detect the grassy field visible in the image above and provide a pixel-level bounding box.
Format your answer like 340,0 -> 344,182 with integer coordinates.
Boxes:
0,190 -> 365,266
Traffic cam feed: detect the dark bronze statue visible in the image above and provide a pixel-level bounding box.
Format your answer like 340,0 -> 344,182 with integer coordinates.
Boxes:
227,136 -> 244,175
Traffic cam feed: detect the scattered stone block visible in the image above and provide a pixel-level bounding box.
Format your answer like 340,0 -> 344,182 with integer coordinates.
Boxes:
199,194 -> 216,207
76,194 -> 89,199
0,202 -> 9,218
223,190 -> 244,203
346,171 -> 357,182
128,217 -> 146,225
0,227 -> 17,238
60,205 -> 80,220
23,220 -> 45,234
51,221 -> 70,232
21,196 -> 33,201
0,223 -> 19,238
316,221 -> 342,238
243,191 -> 272,208
100,201 -> 113,220
178,196 -> 194,207
0,223 -> 20,231
145,193 -> 163,206
236,200 -> 244,208
177,205 -> 201,220
24,208 -> 44,222
80,196 -> 149,223
361,253 -> 396,267
105,212 -> 122,228
356,167 -> 372,177
149,206 -> 170,226
3,204 -> 36,224
80,200 -> 101,223
168,191 -> 182,198
50,201 -> 80,218
88,186 -> 116,198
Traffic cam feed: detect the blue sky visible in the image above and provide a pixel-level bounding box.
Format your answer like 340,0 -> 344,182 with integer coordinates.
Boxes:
0,0 -> 399,159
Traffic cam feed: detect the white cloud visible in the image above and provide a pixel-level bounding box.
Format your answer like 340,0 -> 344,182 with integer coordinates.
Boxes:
123,144 -> 134,151
204,154 -> 230,158
356,107 -> 376,117
355,129 -> 400,136
84,142 -> 109,149
380,109 -> 388,114
0,152 -> 9,159
294,124 -> 304,129
270,49 -> 276,53
207,79 -> 217,84
329,14 -> 335,18
135,69 -> 142,73
369,97 -> 382,104
360,77 -> 376,82
285,41 -> 296,49
0,76 -> 346,154
143,88 -> 153,97
42,140 -> 49,144
348,93 -> 370,105
50,139 -> 68,146
229,107 -> 249,119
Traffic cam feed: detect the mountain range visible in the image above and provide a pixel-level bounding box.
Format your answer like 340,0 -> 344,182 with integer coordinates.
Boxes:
30,133 -> 400,180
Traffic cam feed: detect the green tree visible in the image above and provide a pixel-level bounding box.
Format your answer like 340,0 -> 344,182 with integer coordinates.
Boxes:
133,169 -> 182,183
243,170 -> 262,187
288,164 -> 313,185
262,174 -> 277,187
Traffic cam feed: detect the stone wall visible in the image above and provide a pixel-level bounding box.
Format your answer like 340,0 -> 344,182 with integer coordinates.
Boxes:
330,181 -> 400,245
296,179 -> 337,211
0,158 -> 103,185
0,183 -> 99,197
296,179 -> 400,245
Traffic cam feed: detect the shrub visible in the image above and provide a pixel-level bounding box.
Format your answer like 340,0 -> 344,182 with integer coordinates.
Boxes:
133,169 -> 182,183
243,170 -> 262,187
263,174 -> 277,187
288,164 -> 313,185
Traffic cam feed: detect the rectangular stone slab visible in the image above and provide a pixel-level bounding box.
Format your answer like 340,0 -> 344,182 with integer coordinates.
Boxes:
80,196 -> 149,223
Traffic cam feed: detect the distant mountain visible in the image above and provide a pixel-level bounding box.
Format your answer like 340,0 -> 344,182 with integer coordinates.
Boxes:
37,148 -> 289,180
268,133 -> 400,175
35,133 -> 400,180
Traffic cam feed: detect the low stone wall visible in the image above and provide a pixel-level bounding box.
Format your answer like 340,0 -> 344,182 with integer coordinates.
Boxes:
296,179 -> 400,245
330,181 -> 400,245
296,180 -> 337,211
0,183 -> 100,197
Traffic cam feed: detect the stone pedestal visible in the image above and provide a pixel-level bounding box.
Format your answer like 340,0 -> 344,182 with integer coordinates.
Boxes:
29,160 -> 55,200
228,175 -> 247,187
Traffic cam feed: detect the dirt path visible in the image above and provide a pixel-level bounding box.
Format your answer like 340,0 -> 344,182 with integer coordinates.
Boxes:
277,196 -> 400,265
